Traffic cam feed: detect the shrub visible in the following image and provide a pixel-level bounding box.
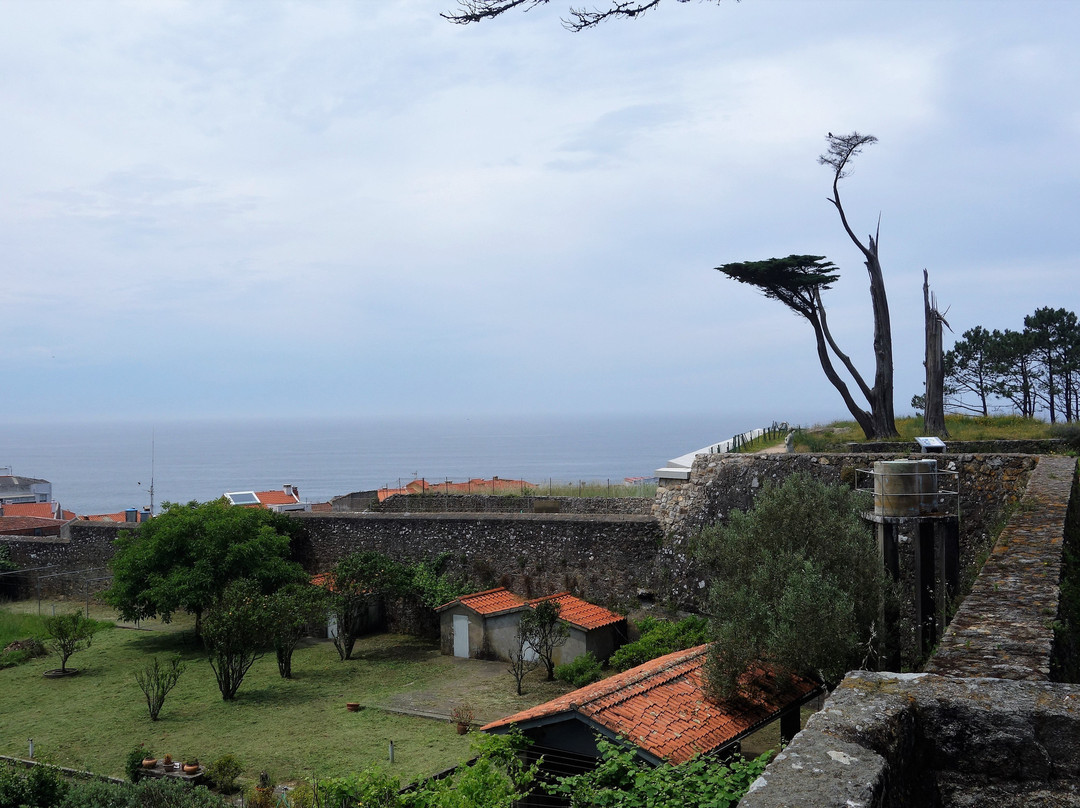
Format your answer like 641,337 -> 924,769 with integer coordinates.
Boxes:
554,652 -> 603,687
126,745 -> 149,784
609,616 -> 709,672
135,655 -> 185,721
0,762 -> 69,808
206,754 -> 244,794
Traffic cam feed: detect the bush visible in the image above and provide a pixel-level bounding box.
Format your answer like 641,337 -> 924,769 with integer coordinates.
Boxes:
135,655 -> 185,721
609,616 -> 710,672
206,754 -> 243,794
554,652 -> 603,688
0,762 -> 69,808
125,745 -> 149,784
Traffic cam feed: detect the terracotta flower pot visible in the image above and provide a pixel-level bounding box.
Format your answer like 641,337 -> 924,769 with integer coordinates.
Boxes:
456,722 -> 468,735
142,759 -> 157,768
346,702 -> 360,712
183,764 -> 199,774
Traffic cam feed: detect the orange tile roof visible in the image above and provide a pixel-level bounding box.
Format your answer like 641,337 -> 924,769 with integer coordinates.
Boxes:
436,587 -> 528,615
529,592 -> 624,631
255,490 -> 300,505
1,503 -> 75,520
481,644 -> 821,764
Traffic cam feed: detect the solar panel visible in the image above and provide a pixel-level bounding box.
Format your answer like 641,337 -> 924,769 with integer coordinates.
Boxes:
225,491 -> 260,505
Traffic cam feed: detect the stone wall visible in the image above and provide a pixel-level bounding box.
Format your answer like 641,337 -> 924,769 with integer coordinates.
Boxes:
741,455 -> 1080,807
656,452 -> 1037,581
295,512 -> 666,610
373,494 -> 653,516
0,522 -> 125,599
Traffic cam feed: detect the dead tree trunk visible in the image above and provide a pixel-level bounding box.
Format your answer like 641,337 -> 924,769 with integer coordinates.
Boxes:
923,269 -> 949,437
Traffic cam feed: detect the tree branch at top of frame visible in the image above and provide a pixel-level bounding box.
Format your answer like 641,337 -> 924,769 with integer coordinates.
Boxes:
443,0 -> 727,31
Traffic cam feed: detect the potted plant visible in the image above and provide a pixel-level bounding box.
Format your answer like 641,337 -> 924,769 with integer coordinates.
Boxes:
142,753 -> 158,769
162,753 -> 174,771
449,702 -> 474,735
183,758 -> 200,774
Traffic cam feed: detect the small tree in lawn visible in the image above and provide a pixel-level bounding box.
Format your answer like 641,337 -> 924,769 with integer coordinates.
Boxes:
202,579 -> 270,700
508,627 -> 539,695
43,611 -> 101,674
266,582 -> 330,678
328,551 -> 409,661
520,599 -> 569,681
134,655 -> 185,721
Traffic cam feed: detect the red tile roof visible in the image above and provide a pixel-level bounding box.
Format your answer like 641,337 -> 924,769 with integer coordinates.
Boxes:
436,586 -> 528,615
528,592 -> 624,631
255,490 -> 301,506
482,644 -> 821,764
1,503 -> 75,520
380,477 -> 537,501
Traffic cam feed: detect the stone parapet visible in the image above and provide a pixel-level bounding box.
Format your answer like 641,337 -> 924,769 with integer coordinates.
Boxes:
373,494 -> 653,515
926,455 -> 1076,680
741,455 -> 1080,806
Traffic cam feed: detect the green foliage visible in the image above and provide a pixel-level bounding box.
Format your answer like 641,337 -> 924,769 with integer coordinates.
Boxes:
134,654 -> 185,721
408,555 -> 468,610
407,731 -> 538,808
609,616 -> 709,672
125,745 -> 148,784
265,582 -> 330,678
0,544 -> 17,574
105,499 -> 307,635
316,768 -> 402,808
202,579 -> 271,700
43,611 -> 104,673
554,652 -> 603,687
519,600 -> 569,680
206,754 -> 244,795
0,613 -> 47,669
545,737 -> 770,808
329,551 -> 411,660
696,473 -> 882,698
0,761 -> 68,808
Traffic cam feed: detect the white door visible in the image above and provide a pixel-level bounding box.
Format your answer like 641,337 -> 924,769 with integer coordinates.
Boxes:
453,614 -> 469,658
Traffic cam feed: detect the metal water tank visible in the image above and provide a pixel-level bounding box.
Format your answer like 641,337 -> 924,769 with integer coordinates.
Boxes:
873,459 -> 939,518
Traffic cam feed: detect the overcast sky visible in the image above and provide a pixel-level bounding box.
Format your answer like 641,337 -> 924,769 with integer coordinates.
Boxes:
2,0 -> 1077,425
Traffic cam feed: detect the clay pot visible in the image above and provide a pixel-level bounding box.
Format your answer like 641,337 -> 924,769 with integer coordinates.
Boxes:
183,764 -> 199,774
346,702 -> 360,712
456,722 -> 468,735
142,759 -> 157,768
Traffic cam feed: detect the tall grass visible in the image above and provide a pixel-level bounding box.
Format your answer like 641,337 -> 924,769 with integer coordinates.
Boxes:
0,609 -> 48,648
793,414 -> 1060,451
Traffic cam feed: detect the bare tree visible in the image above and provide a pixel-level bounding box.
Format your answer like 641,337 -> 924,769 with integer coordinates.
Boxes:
922,269 -> 950,437
443,0 -> 728,31
508,627 -> 539,695
818,132 -> 898,439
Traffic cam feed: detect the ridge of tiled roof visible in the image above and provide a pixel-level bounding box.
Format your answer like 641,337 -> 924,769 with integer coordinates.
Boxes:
481,644 -> 820,764
528,592 -> 624,631
436,586 -> 528,615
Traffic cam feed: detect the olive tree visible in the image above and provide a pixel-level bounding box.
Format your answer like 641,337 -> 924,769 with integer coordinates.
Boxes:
696,473 -> 884,698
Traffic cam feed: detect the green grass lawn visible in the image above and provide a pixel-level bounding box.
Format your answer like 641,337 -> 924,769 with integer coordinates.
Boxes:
0,601 -> 552,787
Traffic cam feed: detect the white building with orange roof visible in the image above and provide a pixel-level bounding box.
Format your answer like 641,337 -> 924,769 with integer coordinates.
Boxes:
224,484 -> 309,512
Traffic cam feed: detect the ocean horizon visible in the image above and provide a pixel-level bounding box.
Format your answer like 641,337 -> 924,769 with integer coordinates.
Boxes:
2,413 -> 774,516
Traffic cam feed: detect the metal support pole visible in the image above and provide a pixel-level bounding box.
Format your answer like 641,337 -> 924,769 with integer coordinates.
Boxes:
916,521 -> 937,655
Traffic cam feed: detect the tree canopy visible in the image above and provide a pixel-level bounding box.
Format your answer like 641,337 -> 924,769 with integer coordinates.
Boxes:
695,473 -> 883,698
719,133 -> 899,440
105,499 -> 308,637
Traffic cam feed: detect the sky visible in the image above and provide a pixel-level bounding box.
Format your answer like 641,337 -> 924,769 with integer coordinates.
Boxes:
2,0 -> 1078,426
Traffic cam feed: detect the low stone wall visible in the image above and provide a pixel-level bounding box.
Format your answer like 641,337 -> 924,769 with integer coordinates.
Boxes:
741,455 -> 1080,806
296,512 -> 666,609
373,494 -> 653,516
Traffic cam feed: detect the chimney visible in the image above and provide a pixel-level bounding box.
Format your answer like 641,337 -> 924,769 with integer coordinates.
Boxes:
284,484 -> 298,498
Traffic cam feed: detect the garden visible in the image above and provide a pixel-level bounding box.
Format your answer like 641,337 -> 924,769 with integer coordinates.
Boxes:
0,598 -> 571,787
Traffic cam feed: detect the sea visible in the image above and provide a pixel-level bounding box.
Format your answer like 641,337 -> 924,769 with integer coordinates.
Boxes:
1,413 -> 764,516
